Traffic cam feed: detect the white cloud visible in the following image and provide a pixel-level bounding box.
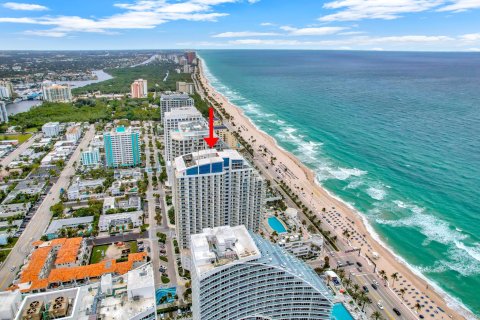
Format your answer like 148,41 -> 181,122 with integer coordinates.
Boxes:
0,0 -> 250,37
213,31 -> 280,37
260,22 -> 275,26
459,33 -> 480,41
2,2 -> 48,11
280,26 -> 347,35
223,34 -> 458,48
437,0 -> 480,12
319,0 -> 444,21
24,29 -> 67,37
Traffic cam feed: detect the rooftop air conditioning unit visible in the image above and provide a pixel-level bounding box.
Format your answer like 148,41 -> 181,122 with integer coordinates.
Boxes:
48,296 -> 69,318
21,300 -> 44,320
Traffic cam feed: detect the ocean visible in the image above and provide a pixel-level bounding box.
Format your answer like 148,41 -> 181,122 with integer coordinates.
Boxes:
199,50 -> 480,317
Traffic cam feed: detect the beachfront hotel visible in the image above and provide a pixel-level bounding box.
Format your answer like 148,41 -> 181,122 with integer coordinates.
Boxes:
191,225 -> 333,320
173,149 -> 265,249
103,126 -> 141,168
41,81 -> 72,102
130,78 -> 148,98
160,92 -> 194,119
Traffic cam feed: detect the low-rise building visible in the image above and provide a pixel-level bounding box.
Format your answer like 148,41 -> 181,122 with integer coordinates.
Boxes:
42,122 -> 60,137
67,177 -> 105,201
81,147 -> 100,166
99,211 -> 143,232
0,202 -> 32,219
8,263 -> 156,320
45,216 -> 94,240
66,124 -> 82,143
12,237 -> 147,294
102,196 -> 142,214
278,234 -> 324,259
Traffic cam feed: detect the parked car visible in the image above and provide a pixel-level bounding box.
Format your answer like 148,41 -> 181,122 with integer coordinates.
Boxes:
377,301 -> 384,310
393,308 -> 401,316
362,285 -> 369,292
371,283 -> 378,290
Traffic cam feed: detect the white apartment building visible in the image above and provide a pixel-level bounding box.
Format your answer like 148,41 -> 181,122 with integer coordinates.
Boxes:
98,211 -> 143,232
0,81 -> 14,99
163,107 -> 203,164
66,124 -> 82,142
173,149 -> 265,249
0,101 -> 8,123
191,225 -> 333,320
160,92 -> 194,119
42,122 -> 60,137
41,82 -> 72,102
81,147 -> 100,166
169,120 -> 209,162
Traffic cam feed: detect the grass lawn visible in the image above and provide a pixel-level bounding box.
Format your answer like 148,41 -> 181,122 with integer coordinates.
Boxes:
25,128 -> 38,133
0,237 -> 18,249
128,241 -> 138,253
0,134 -> 32,144
89,244 -> 109,264
0,249 -> 12,263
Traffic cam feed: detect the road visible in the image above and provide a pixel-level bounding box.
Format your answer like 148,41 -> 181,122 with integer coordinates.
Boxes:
143,122 -> 178,292
0,125 -> 95,290
0,132 -> 40,176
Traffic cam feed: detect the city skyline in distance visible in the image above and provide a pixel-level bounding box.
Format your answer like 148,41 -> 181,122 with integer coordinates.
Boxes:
0,0 -> 479,51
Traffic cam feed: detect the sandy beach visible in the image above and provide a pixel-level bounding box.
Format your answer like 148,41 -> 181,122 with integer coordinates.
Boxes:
195,59 -> 472,320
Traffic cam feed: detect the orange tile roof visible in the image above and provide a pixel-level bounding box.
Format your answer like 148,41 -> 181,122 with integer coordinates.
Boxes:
20,246 -> 52,283
17,237 -> 147,293
31,240 -> 43,247
55,237 -> 83,265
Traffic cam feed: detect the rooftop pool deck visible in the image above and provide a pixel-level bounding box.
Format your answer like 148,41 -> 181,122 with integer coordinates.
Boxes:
331,303 -> 355,320
268,216 -> 287,233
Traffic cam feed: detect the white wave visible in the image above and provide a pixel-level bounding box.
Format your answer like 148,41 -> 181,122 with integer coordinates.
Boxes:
200,54 -> 478,319
366,186 -> 387,201
345,179 -> 364,190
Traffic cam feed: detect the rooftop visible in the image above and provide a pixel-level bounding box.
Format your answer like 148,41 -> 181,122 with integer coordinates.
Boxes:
174,148 -> 246,175
160,92 -> 191,100
12,264 -> 155,320
191,225 -> 261,277
13,238 -> 146,293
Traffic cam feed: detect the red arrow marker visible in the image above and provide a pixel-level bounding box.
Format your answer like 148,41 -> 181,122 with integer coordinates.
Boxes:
204,107 -> 219,148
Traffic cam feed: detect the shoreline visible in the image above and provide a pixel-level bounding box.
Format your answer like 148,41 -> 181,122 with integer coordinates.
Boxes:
196,58 -> 474,320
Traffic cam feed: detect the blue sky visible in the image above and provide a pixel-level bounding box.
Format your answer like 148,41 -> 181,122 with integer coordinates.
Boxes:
1,0 -> 480,51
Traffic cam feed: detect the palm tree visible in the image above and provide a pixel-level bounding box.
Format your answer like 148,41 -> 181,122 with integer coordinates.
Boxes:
400,288 -> 406,300
391,272 -> 399,287
414,302 -> 422,313
379,270 -> 386,278
361,295 -> 371,312
353,283 -> 360,294
343,278 -> 352,289
372,311 -> 382,320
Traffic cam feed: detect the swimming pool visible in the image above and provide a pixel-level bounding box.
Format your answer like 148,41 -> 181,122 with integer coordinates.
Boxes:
156,287 -> 176,305
331,303 -> 354,320
268,216 -> 287,233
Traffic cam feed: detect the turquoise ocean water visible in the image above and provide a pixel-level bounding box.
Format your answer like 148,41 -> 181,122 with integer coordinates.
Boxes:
199,50 -> 480,317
